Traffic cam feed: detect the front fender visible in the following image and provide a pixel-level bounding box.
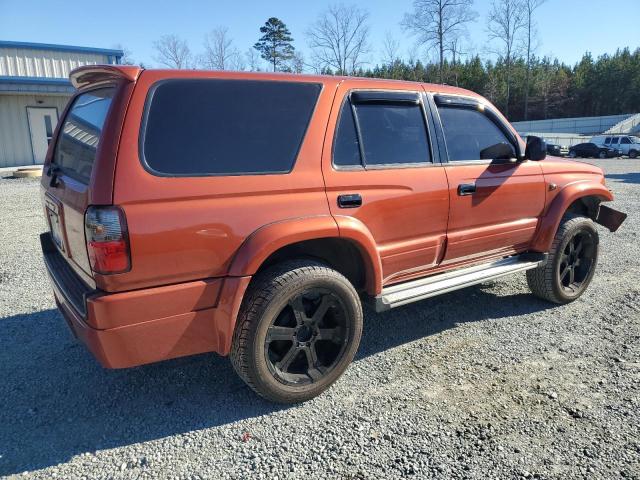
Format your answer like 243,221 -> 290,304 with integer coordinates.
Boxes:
530,181 -> 613,252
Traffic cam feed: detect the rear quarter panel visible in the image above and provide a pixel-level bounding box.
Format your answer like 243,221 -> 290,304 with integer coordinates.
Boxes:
104,71 -> 339,292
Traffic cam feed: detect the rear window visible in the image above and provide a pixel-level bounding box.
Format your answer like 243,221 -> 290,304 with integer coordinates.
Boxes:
141,79 -> 321,176
53,87 -> 115,184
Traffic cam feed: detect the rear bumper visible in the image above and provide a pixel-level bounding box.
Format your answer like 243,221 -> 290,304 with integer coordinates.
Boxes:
41,233 -> 251,368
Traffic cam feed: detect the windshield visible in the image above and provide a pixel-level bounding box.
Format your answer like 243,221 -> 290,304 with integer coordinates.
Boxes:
631,136 -> 640,144
53,87 -> 115,184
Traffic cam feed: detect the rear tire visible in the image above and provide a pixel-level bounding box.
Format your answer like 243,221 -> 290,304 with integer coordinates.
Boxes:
568,150 -> 577,158
527,214 -> 599,304
230,259 -> 363,403
598,150 -> 607,159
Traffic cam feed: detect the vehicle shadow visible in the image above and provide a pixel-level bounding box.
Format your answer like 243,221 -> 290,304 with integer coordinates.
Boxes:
0,284 -> 554,475
606,172 -> 640,185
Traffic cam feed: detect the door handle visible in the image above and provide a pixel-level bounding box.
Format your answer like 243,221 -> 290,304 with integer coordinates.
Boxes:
337,193 -> 362,208
457,183 -> 476,196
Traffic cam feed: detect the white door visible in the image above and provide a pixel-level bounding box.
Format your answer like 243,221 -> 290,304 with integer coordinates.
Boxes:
27,107 -> 58,164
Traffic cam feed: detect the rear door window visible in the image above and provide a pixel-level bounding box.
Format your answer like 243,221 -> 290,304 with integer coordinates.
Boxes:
332,93 -> 431,168
53,87 -> 115,184
142,79 -> 321,176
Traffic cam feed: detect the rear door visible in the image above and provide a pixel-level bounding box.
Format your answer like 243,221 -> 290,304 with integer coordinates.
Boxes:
322,82 -> 450,285
431,94 -> 546,263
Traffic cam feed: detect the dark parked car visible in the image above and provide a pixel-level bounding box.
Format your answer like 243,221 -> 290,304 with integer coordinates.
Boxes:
568,142 -> 619,159
546,143 -> 562,156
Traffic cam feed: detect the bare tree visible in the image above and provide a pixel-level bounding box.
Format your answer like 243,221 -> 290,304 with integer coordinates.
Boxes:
152,34 -> 193,69
201,27 -> 243,71
382,31 -> 400,66
290,51 -> 306,74
112,44 -> 136,65
487,0 -> 526,117
402,0 -> 475,83
245,48 -> 263,71
521,0 -> 546,120
306,4 -> 370,75
447,37 -> 467,86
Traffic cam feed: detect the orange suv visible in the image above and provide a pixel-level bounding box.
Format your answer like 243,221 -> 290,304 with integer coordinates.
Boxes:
40,65 -> 626,403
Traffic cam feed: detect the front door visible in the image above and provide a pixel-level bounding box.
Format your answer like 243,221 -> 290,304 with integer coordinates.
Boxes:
322,82 -> 450,285
431,95 -> 546,263
27,107 -> 58,164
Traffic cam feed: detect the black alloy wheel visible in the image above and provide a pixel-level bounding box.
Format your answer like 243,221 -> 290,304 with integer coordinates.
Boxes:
230,260 -> 363,403
557,230 -> 596,294
264,288 -> 349,385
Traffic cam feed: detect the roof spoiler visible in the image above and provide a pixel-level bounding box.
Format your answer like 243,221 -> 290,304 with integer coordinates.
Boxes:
70,65 -> 143,89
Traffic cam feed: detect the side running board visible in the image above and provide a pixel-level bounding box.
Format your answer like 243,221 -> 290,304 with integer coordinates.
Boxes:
374,254 -> 546,312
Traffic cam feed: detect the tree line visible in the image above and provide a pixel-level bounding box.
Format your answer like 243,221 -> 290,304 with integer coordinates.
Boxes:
129,1 -> 640,122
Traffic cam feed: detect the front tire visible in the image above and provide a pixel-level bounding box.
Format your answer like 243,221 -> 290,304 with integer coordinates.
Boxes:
568,150 -> 577,158
630,150 -> 638,159
527,214 -> 599,304
230,260 -> 363,403
598,150 -> 607,159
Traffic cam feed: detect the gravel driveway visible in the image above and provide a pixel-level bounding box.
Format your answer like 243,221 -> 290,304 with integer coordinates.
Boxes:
0,160 -> 638,479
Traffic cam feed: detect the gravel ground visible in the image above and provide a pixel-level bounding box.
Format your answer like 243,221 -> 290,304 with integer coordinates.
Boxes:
0,160 -> 638,479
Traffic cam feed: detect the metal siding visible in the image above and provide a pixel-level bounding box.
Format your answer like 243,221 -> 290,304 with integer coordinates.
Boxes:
0,48 -> 110,79
0,94 -> 70,167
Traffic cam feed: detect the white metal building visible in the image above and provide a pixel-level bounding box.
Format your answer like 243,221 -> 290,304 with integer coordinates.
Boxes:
0,41 -> 123,168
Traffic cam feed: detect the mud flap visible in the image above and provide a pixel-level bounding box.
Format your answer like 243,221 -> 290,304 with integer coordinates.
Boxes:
595,205 -> 627,232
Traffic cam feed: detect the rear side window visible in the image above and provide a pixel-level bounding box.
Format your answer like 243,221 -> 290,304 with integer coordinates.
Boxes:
53,87 -> 115,183
438,107 -> 513,161
333,94 -> 431,168
142,79 -> 321,176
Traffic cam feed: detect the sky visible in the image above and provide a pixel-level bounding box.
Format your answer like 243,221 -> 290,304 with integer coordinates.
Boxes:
1,0 -> 639,70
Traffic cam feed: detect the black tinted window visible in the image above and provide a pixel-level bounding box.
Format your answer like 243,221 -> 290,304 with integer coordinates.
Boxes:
143,79 -> 321,176
621,137 -> 631,144
611,137 -> 619,144
333,101 -> 362,167
438,107 -> 513,161
354,102 -> 430,166
53,88 -> 115,183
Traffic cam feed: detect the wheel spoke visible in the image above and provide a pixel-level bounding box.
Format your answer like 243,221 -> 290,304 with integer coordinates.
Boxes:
317,327 -> 342,342
289,296 -> 308,325
568,265 -> 575,285
266,326 -> 296,342
277,345 -> 300,372
560,264 -> 570,281
311,295 -> 333,323
574,239 -> 584,256
303,344 -> 319,368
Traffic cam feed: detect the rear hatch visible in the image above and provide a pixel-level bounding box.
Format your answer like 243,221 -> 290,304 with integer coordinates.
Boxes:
41,66 -> 141,288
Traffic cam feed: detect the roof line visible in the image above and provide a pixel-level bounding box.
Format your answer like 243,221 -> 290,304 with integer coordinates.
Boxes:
0,40 -> 123,57
0,75 -> 71,85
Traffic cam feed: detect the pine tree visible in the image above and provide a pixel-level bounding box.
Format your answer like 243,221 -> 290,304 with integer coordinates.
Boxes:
253,17 -> 295,72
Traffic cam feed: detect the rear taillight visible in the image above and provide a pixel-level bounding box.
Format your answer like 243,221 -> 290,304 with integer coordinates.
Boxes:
84,206 -> 131,274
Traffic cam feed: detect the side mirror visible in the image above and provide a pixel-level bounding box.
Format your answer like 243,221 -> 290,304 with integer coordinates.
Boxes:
480,142 -> 517,162
525,136 -> 547,161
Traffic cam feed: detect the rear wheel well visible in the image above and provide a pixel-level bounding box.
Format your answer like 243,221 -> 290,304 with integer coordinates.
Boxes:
256,238 -> 367,292
565,195 -> 601,220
